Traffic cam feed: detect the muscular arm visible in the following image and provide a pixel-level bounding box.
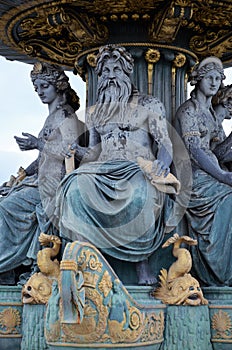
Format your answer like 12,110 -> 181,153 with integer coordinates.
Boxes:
68,126 -> 101,163
81,127 -> 101,162
148,98 -> 173,176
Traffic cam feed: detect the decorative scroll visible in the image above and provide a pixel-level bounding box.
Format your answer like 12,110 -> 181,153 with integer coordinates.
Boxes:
0,0 -> 232,66
45,241 -> 165,347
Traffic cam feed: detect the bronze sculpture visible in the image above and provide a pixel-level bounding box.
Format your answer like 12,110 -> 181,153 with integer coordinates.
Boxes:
0,62 -> 85,285
175,57 -> 232,286
55,45 -> 177,285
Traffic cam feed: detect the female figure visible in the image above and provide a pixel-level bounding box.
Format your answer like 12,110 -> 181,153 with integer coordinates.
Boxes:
212,84 -> 232,169
104,279 -> 130,337
0,62 -> 84,285
175,57 -> 232,286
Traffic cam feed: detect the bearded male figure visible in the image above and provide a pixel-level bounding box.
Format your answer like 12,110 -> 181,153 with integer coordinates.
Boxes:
55,45 -> 173,285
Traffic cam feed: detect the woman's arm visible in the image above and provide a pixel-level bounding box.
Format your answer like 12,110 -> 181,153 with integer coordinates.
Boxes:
178,108 -> 232,186
24,159 -> 39,175
213,131 -> 232,163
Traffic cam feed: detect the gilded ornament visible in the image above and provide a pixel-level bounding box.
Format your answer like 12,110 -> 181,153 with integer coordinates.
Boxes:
22,272 -> 53,304
121,14 -> 128,21
145,49 -> 160,64
142,14 -> 150,20
37,233 -> 61,278
128,306 -> 142,330
189,30 -> 229,57
61,288 -> 108,342
31,62 -> 43,74
193,6 -> 231,28
212,310 -> 232,339
60,260 -> 78,272
132,14 -> 140,21
83,271 -> 99,288
78,249 -> 103,272
173,53 -> 186,68
175,0 -> 191,6
100,16 -> 108,22
0,0 -> 232,65
98,271 -> 112,297
0,308 -> 21,334
22,233 -> 61,304
153,233 -> 208,305
147,313 -> 164,340
87,53 -> 97,67
110,15 -> 118,21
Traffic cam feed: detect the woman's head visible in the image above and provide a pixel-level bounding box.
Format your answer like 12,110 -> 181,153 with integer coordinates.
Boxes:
212,84 -> 232,120
31,62 -> 80,111
189,57 -> 225,87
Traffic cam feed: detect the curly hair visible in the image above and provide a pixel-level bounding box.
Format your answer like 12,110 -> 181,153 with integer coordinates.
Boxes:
212,84 -> 232,110
31,62 -> 80,111
189,62 -> 225,86
95,45 -> 134,76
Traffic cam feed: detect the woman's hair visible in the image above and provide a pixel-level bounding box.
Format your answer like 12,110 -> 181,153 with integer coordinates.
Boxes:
189,57 -> 225,86
212,84 -> 232,109
31,62 -> 80,111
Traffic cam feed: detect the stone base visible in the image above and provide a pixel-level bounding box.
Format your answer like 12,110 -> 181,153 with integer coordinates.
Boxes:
2,283 -> 232,349
204,287 -> 232,350
163,305 -> 212,350
0,286 -> 22,350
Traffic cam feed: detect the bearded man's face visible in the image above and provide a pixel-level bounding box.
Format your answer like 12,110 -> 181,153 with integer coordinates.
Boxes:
97,58 -> 132,103
89,57 -> 132,126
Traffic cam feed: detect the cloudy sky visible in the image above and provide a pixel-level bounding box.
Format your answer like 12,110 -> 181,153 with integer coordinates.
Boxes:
0,55 -> 232,184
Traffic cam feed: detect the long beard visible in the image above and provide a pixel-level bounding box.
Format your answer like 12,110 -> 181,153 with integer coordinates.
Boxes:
90,76 -> 132,126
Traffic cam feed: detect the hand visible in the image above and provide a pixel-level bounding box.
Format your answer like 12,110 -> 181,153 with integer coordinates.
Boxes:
152,159 -> 170,177
65,142 -> 79,158
14,132 -> 38,151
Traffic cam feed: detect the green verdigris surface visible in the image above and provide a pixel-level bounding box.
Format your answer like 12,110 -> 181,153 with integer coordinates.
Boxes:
162,305 -> 212,350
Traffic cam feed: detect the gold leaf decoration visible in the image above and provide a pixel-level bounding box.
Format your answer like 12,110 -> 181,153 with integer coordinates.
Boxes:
0,308 -> 21,334
212,310 -> 232,338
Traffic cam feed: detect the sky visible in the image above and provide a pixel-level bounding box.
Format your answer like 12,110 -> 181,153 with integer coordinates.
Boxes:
0,55 -> 232,184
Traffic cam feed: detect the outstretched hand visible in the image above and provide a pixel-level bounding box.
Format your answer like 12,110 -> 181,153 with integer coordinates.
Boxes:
14,132 -> 38,151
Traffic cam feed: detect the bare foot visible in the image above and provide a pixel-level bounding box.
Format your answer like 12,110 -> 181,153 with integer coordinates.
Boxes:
135,259 -> 157,286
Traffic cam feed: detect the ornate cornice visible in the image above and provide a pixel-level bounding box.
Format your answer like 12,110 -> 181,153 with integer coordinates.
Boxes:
0,0 -> 231,67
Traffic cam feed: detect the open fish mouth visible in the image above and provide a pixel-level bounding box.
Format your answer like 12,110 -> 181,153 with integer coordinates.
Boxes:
22,291 -> 34,304
184,292 -> 203,305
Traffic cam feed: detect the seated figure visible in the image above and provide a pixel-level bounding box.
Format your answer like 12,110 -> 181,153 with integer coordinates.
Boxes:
0,62 -> 85,285
55,45 -> 175,285
212,84 -> 232,169
175,57 -> 232,286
